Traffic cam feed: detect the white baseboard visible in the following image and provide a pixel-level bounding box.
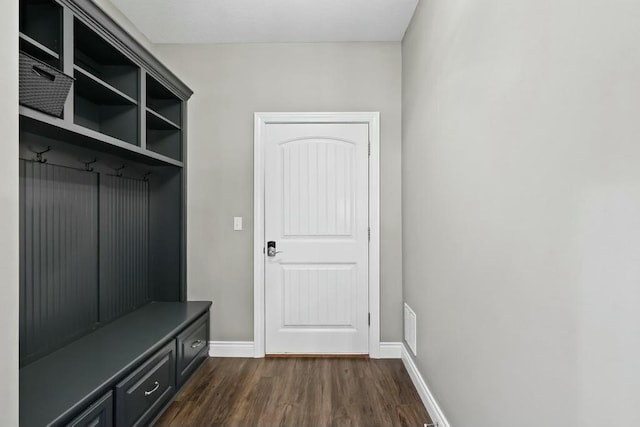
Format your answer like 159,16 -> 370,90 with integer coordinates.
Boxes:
209,341 -> 255,358
378,342 -> 403,359
401,344 -> 451,427
210,341 -> 403,359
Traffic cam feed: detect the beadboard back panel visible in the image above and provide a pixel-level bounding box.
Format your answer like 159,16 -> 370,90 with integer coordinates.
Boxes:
99,175 -> 150,322
19,160 -> 99,365
19,161 -> 155,365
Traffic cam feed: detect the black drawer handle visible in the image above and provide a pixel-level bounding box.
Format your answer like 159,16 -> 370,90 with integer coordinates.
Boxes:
144,381 -> 160,396
32,65 -> 56,82
190,340 -> 203,349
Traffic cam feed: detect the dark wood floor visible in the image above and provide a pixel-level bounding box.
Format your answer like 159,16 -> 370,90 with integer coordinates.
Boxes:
155,357 -> 432,427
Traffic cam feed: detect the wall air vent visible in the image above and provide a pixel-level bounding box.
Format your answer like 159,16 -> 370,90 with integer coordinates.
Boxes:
404,302 -> 417,356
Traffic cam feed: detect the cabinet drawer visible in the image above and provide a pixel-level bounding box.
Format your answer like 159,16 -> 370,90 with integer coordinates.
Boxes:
115,341 -> 176,427
66,392 -> 113,427
176,313 -> 209,386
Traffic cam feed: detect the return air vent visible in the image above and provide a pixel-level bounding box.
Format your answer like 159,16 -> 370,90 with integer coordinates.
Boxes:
404,303 -> 417,356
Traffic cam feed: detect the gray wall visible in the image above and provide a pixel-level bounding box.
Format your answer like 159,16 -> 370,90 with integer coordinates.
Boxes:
155,43 -> 403,342
402,0 -> 640,426
0,0 -> 19,424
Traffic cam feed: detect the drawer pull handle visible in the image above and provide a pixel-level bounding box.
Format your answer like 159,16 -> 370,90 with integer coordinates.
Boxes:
144,381 -> 160,396
191,340 -> 203,349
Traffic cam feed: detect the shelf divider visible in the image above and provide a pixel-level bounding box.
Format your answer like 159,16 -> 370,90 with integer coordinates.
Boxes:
62,7 -> 74,124
19,32 -> 60,59
74,65 -> 138,105
146,107 -> 181,130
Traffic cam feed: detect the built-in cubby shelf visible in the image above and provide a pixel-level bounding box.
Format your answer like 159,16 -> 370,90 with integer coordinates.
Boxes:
19,2 -> 189,167
146,129 -> 182,161
18,0 -> 196,424
19,0 -> 61,54
21,106 -> 183,167
147,75 -> 182,125
74,19 -> 139,99
19,0 -> 61,68
73,18 -> 140,146
74,96 -> 139,145
19,32 -> 60,67
146,74 -> 182,161
147,107 -> 180,130
75,65 -> 138,105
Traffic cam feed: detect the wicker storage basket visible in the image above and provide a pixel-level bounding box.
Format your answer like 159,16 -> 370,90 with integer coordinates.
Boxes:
19,52 -> 74,118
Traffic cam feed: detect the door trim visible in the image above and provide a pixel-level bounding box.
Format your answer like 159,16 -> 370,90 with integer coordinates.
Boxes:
253,112 -> 381,358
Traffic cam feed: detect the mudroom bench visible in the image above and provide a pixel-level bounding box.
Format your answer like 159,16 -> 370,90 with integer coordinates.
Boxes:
20,301 -> 211,427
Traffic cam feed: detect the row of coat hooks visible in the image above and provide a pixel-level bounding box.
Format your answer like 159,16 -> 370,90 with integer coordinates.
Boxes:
28,146 -> 153,181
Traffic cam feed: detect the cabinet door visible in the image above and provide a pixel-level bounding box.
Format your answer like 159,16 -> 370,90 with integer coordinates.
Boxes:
66,392 -> 113,427
115,341 -> 176,427
176,313 -> 209,387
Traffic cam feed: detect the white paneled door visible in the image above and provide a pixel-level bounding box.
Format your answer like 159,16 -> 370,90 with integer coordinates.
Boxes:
264,123 -> 369,354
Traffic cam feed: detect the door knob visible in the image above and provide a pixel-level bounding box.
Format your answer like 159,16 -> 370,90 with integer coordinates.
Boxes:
267,241 -> 283,257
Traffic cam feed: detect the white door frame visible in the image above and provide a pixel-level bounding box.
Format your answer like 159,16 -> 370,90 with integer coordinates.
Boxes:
253,112 -> 381,358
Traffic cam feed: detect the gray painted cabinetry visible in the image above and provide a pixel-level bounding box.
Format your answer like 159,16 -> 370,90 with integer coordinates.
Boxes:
176,313 -> 211,387
21,302 -> 212,426
18,0 -> 208,426
66,392 -> 113,427
115,341 -> 176,427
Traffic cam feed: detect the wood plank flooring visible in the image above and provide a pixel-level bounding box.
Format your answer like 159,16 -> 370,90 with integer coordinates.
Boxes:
155,357 -> 432,427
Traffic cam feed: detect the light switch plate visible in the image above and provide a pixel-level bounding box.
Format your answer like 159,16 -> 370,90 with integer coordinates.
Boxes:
233,217 -> 243,231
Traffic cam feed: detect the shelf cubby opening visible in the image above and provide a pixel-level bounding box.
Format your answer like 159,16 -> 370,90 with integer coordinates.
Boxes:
146,75 -> 182,161
73,19 -> 140,146
74,92 -> 139,146
74,66 -> 137,106
19,0 -> 61,57
146,74 -> 182,127
146,128 -> 182,161
146,107 -> 179,130
74,19 -> 139,101
20,32 -> 60,68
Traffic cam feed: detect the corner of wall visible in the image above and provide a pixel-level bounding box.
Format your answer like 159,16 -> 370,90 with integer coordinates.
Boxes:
0,0 -> 19,424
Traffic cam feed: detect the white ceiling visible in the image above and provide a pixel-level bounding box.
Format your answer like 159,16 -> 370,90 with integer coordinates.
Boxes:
109,0 -> 418,44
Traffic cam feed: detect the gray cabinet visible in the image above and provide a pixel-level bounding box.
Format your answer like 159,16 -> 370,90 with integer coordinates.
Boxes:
176,313 -> 210,387
66,392 -> 113,427
19,0 -> 192,366
18,0 -> 207,426
20,0 -> 190,165
20,302 -> 211,427
19,0 -> 62,68
115,342 -> 176,427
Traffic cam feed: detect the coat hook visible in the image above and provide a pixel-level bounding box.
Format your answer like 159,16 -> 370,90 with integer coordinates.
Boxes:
30,146 -> 51,163
114,164 -> 126,177
142,171 -> 152,181
83,158 -> 97,172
